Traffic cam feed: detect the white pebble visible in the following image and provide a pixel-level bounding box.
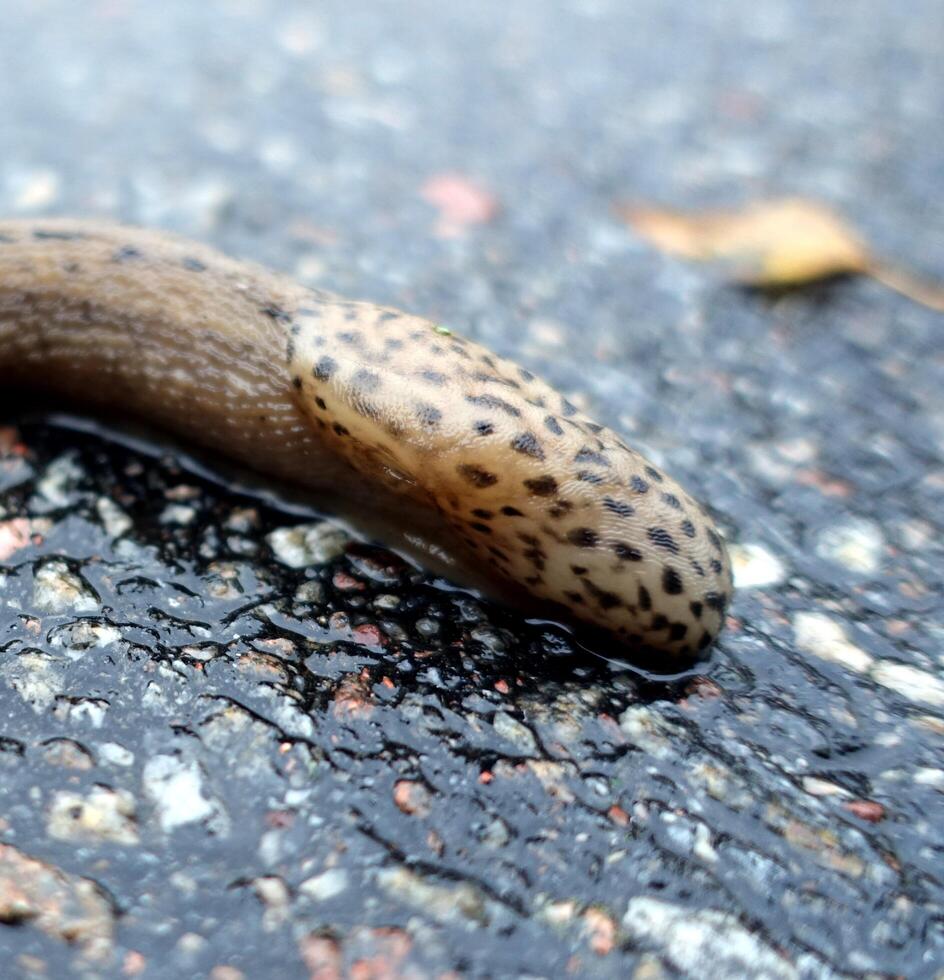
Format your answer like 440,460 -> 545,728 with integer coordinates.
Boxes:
623,897 -> 797,979
33,454 -> 83,510
492,711 -> 538,755
142,755 -> 219,832
47,787 -> 139,845
96,497 -> 133,538
793,612 -> 872,673
33,561 -> 100,614
267,522 -> 350,567
814,518 -> 884,574
914,768 -> 944,788
99,742 -> 135,767
299,868 -> 349,901
870,661 -> 944,707
730,543 -> 786,589
159,504 -> 197,526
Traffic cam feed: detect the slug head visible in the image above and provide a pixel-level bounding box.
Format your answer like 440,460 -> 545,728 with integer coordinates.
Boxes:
288,298 -> 732,659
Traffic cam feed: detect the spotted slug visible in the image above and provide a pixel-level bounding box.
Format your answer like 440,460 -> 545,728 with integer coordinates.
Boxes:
0,219 -> 732,658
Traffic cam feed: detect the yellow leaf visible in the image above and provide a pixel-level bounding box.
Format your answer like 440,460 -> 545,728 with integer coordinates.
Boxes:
619,198 -> 944,311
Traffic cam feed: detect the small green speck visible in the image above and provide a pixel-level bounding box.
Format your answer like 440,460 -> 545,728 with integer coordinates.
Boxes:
433,324 -> 452,336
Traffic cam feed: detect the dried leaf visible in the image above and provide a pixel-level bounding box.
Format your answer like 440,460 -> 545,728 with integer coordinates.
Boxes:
619,198 -> 944,311
867,264 -> 944,313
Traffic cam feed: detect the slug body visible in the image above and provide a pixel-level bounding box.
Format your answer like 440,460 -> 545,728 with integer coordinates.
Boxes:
0,220 -> 731,658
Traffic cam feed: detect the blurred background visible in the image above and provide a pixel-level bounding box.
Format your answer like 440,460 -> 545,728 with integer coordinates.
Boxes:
3,1 -> 941,338
1,2 -> 943,978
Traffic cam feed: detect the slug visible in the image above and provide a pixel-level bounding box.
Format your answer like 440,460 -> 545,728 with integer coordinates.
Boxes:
0,219 -> 732,658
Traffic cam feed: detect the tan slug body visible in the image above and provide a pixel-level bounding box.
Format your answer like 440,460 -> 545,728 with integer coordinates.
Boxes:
0,219 -> 732,658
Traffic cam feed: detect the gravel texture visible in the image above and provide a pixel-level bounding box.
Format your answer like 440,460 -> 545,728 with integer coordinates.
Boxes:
2,1 -> 944,977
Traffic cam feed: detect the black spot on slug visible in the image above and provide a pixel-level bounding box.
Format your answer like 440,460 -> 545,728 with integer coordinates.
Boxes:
511,432 -> 545,460
544,415 -> 564,436
458,464 -> 499,488
648,527 -> 679,554
313,356 -> 337,381
524,549 -> 546,570
415,404 -> 442,427
524,476 -> 558,497
33,229 -> 86,241
567,527 -> 599,548
583,579 -> 621,609
262,304 -> 291,323
705,591 -> 727,612
561,398 -> 578,417
668,622 -> 688,642
574,447 -> 609,467
112,245 -> 142,262
603,497 -> 634,518
662,567 -> 684,595
351,369 -> 381,392
466,393 -> 521,417
613,541 -> 643,561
